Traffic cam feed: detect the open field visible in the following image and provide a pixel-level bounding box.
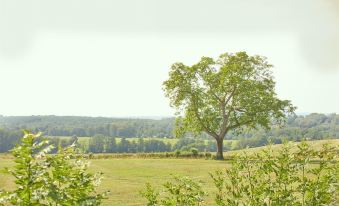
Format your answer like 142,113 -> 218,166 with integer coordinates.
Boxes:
0,139 -> 338,205
0,158 -> 229,205
227,139 -> 339,155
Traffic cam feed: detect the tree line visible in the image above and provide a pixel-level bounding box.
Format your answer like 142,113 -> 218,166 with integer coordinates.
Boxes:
0,114 -> 337,140
49,135 -> 217,154
0,113 -> 337,153
0,116 -> 174,138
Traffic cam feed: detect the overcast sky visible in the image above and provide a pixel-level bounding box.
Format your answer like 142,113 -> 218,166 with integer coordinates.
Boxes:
0,0 -> 338,117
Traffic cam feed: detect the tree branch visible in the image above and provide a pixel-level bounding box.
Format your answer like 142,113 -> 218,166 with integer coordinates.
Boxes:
224,87 -> 237,106
228,120 -> 253,130
194,111 -> 219,139
219,87 -> 237,138
184,90 -> 220,140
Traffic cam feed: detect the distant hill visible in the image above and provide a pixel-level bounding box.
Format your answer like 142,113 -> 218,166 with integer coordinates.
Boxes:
0,115 -> 175,138
0,113 -> 338,140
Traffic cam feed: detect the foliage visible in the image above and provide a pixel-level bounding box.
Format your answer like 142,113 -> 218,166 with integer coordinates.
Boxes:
175,150 -> 181,158
49,136 -> 212,154
86,151 -> 216,160
141,176 -> 206,206
234,136 -> 282,150
87,137 -> 173,153
0,131 -> 53,205
47,145 -> 107,205
191,148 -> 199,157
140,183 -> 159,206
210,141 -> 338,206
0,116 -> 174,138
163,52 -> 295,159
0,113 -> 338,153
0,129 -> 23,153
0,131 -> 107,206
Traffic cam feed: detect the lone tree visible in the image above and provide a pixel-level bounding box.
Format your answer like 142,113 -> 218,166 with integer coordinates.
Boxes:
163,52 -> 295,159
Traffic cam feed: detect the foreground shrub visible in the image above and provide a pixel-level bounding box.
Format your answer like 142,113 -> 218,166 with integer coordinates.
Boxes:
141,176 -> 206,206
0,131 -> 107,206
210,141 -> 338,206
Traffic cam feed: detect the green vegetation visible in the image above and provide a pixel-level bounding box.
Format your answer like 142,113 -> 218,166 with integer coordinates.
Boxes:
0,158 -> 227,206
0,116 -> 174,138
0,113 -> 338,154
227,139 -> 339,156
141,176 -> 206,206
210,141 -> 338,205
163,52 -> 295,159
48,137 -> 179,147
46,136 -> 221,154
0,113 -> 337,141
1,139 -> 337,205
0,132 -> 107,205
142,141 -> 338,205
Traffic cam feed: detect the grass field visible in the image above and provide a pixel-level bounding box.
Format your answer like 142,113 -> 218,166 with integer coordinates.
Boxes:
0,158 -> 229,205
0,139 -> 338,205
227,139 -> 339,155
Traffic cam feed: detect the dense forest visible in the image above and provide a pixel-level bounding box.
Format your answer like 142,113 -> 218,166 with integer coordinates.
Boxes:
0,113 -> 337,153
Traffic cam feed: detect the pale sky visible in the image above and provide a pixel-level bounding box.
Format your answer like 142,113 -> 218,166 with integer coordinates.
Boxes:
0,0 -> 338,116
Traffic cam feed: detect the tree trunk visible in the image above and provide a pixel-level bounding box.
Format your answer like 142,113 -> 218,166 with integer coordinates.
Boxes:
216,138 -> 224,160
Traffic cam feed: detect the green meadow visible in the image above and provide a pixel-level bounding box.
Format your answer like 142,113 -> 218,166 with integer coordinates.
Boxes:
0,139 -> 338,206
0,158 -> 229,206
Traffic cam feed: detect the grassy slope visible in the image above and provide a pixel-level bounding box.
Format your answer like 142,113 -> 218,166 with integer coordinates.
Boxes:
0,139 -> 337,205
226,139 -> 339,156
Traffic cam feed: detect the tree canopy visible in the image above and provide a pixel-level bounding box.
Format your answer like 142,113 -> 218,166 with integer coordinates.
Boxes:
163,52 -> 295,159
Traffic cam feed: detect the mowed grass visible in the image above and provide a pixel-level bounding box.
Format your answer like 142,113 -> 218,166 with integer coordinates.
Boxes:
0,139 -> 337,205
0,158 -> 229,205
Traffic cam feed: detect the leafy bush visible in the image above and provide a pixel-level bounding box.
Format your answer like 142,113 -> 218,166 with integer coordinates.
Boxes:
191,148 -> 199,157
0,131 -> 107,206
141,176 -> 206,206
140,183 -> 160,206
210,141 -> 338,206
175,149 -> 181,157
204,152 -> 212,159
